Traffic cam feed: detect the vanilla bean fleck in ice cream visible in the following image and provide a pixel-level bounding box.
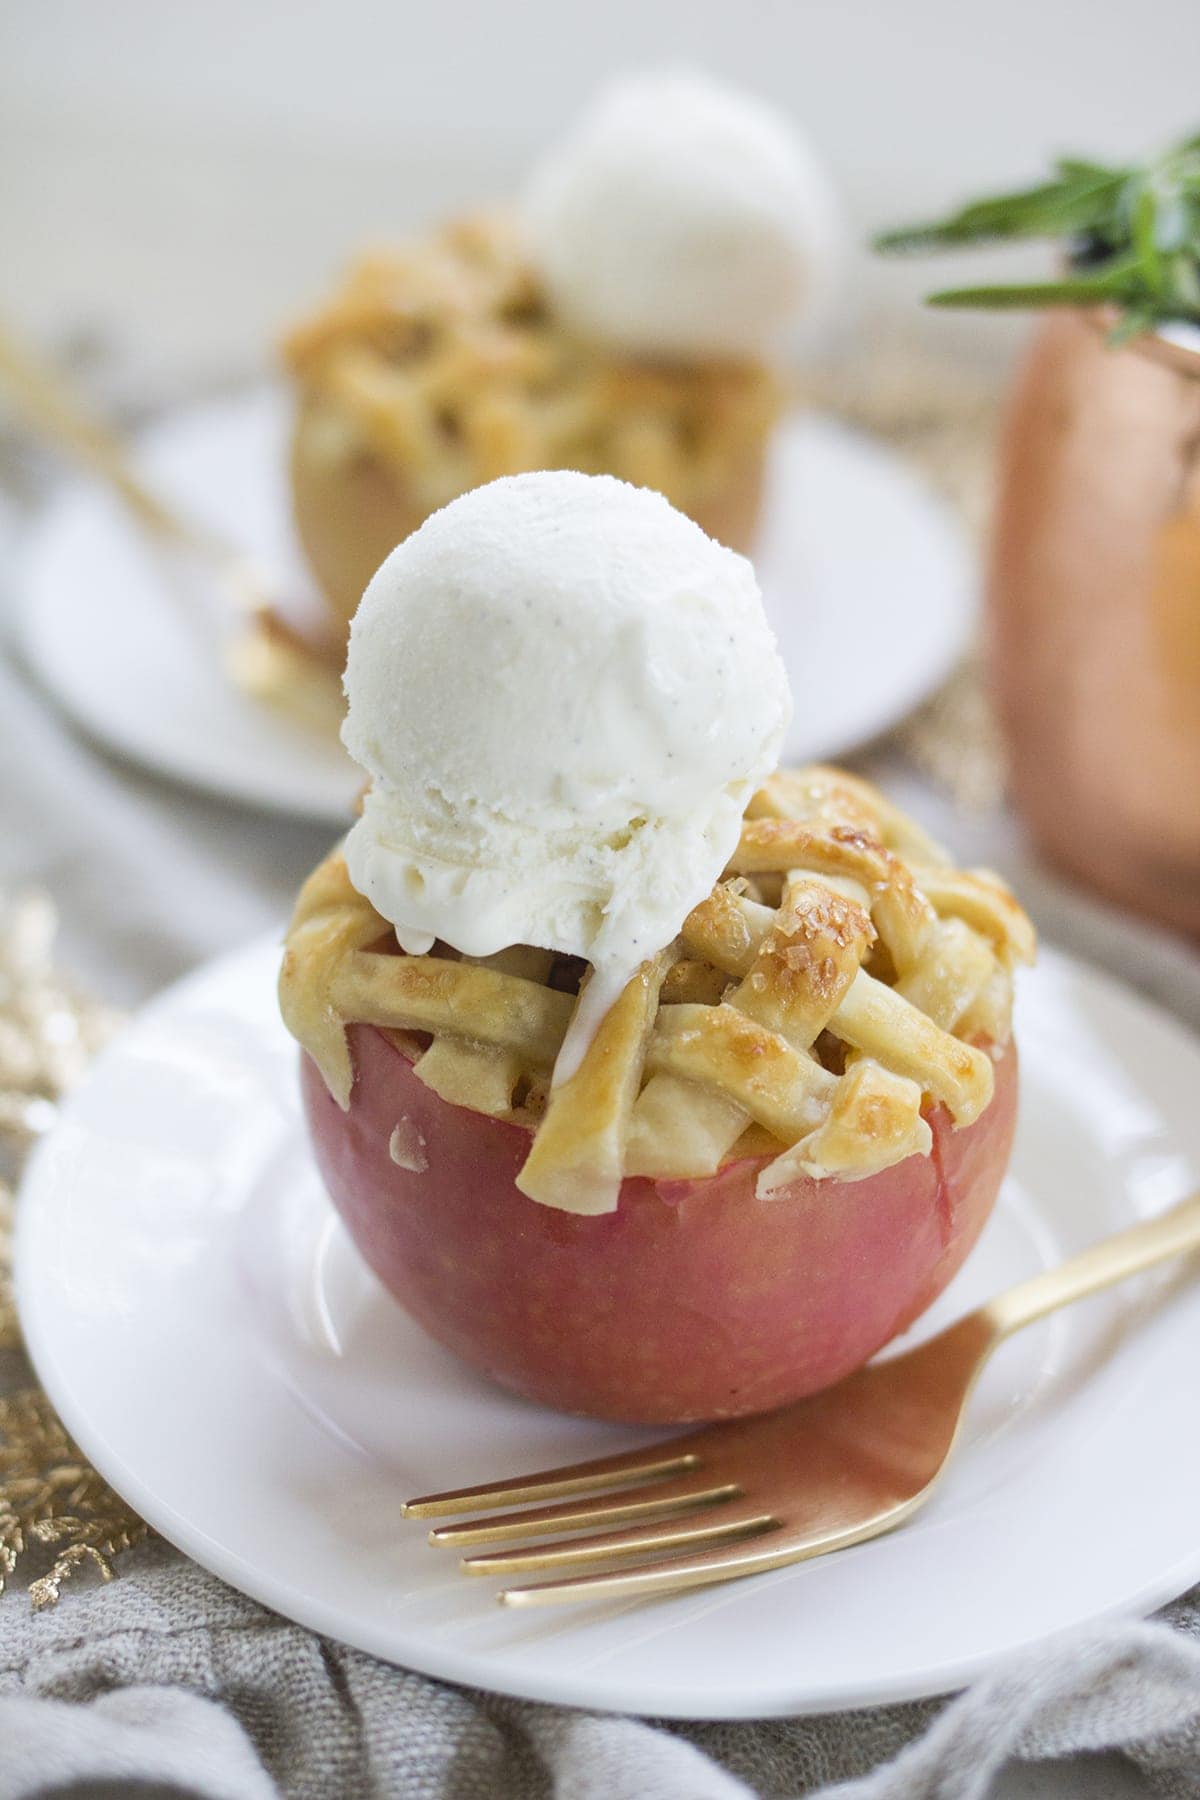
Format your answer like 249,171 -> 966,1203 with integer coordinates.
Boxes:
340,470 -> 791,1078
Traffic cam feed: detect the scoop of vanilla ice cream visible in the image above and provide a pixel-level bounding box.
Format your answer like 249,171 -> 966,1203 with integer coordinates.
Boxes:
522,69 -> 842,361
341,471 -> 790,1073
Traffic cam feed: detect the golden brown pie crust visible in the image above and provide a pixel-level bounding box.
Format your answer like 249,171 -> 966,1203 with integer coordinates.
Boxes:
280,765 -> 1034,1213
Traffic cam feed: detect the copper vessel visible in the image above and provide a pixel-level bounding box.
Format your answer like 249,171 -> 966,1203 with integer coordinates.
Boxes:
988,310 -> 1200,936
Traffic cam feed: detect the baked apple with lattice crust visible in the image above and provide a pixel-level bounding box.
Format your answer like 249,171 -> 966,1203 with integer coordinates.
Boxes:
276,71 -> 840,642
279,472 -> 1032,1424
301,1007 -> 1019,1426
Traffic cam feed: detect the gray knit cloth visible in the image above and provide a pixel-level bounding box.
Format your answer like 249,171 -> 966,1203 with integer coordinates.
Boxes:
1,1541 -> 1199,1798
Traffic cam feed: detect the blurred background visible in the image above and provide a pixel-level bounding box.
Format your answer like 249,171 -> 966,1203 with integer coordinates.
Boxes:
5,0 -> 1198,381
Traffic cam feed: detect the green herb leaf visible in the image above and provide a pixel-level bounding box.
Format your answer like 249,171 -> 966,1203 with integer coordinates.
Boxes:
1054,156 -> 1123,183
875,127 -> 1200,331
927,279 -> 1131,311
873,169 -> 1129,253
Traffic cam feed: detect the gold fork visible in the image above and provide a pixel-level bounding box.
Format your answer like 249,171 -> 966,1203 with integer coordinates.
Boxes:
404,1190 -> 1200,1608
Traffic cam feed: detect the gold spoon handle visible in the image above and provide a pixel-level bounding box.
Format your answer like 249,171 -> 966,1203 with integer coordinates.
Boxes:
983,1189 -> 1200,1338
0,320 -> 223,556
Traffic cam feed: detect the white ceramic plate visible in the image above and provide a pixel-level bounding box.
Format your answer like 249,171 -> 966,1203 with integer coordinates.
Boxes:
15,936 -> 1200,1719
16,391 -> 973,823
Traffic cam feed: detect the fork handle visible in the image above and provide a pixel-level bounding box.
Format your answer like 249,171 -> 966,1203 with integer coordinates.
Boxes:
982,1189 -> 1200,1339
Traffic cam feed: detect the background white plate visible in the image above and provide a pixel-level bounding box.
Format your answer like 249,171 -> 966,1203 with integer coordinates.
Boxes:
16,936 -> 1200,1719
16,390 -> 973,824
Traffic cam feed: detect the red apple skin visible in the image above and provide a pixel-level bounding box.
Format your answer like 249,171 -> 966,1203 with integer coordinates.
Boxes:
302,1026 -> 1018,1424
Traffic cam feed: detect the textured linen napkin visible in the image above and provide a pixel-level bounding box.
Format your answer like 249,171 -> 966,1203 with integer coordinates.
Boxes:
3,1544 -> 1200,1798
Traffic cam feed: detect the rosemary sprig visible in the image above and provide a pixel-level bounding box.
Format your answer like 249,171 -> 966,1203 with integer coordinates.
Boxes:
875,132 -> 1200,331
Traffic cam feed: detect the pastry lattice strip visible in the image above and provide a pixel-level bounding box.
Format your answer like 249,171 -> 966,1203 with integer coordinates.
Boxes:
626,875 -> 939,1186
280,766 -> 1034,1214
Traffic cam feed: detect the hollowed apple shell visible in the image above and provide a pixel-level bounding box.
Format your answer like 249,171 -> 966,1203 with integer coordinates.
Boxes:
302,1025 -> 1017,1424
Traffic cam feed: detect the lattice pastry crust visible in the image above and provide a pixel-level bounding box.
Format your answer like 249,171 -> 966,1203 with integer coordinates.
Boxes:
282,211 -> 780,525
280,766 -> 1034,1215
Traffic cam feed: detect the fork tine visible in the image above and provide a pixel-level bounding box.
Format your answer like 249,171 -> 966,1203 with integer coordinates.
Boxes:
499,1533 -> 811,1608
426,1476 -> 740,1547
498,1491 -> 929,1606
402,1445 -> 701,1519
460,1508 -> 779,1576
